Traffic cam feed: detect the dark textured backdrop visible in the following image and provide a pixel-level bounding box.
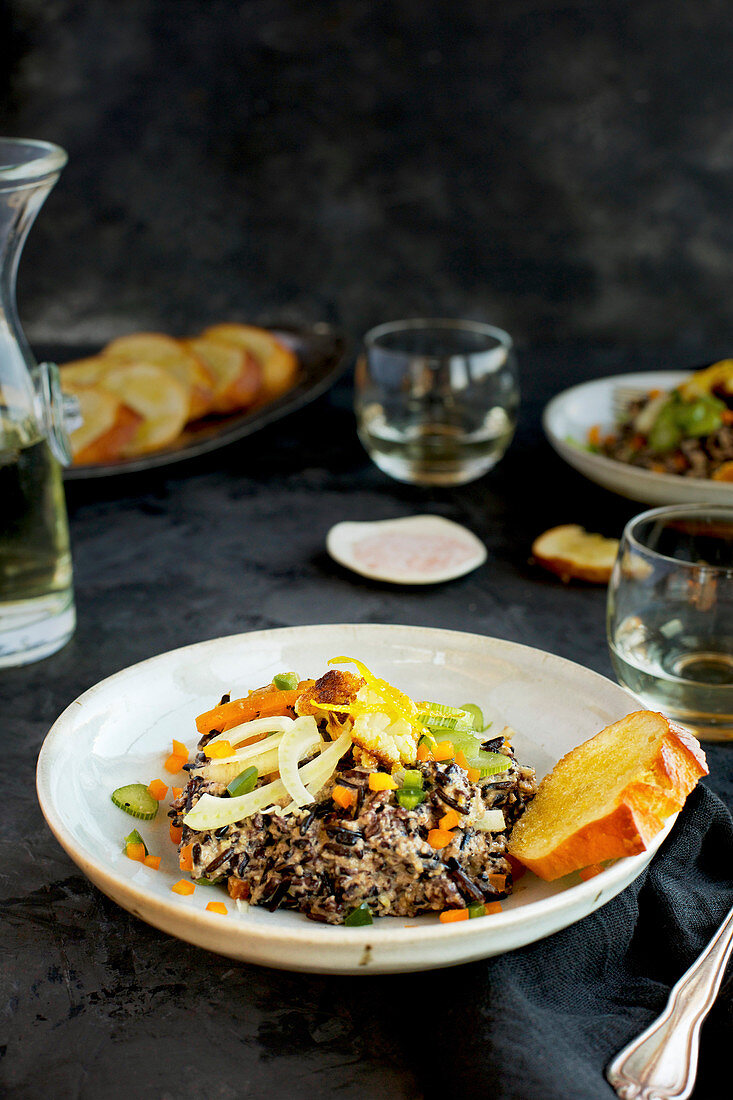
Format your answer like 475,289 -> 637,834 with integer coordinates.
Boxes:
2,0 -> 733,356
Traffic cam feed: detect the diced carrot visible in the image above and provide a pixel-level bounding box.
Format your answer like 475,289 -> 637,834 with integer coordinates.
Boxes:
630,434 -> 646,451
179,843 -> 194,872
484,902 -> 503,915
147,779 -> 168,801
164,752 -> 187,774
671,453 -> 687,472
507,854 -> 526,881
428,828 -> 454,849
207,740 -> 233,759
228,879 -> 250,900
488,873 -> 507,891
172,787 -> 183,799
170,823 -> 183,845
171,880 -> 195,896
416,743 -> 432,763
439,908 -> 469,923
205,902 -> 228,915
332,785 -> 356,809
723,409 -> 733,425
432,740 -> 455,762
368,773 -> 399,792
439,809 -> 461,831
579,863 -> 604,881
651,462 -> 666,473
454,749 -> 469,770
125,842 -> 146,863
172,739 -> 188,757
648,388 -> 662,399
588,424 -> 602,446
467,767 -> 481,783
144,854 -> 161,870
194,682 -> 315,735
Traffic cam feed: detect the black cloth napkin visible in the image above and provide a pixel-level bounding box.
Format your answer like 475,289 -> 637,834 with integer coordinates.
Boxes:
368,783 -> 733,1100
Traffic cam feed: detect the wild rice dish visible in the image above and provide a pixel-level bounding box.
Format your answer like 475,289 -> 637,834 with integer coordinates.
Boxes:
593,360 -> 733,481
165,659 -> 538,925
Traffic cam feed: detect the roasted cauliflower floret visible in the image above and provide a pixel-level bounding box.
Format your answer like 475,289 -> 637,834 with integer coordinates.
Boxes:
296,669 -> 364,739
350,688 -> 420,767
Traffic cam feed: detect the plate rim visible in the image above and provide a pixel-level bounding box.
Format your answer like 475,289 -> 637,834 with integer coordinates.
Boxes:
36,622 -> 673,955
62,322 -> 348,479
542,370 -> 733,495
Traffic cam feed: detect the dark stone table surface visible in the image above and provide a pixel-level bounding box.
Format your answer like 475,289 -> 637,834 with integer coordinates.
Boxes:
2,343 -> 731,1098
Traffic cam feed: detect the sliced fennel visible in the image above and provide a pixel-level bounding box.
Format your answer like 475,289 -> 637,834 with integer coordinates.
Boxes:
183,731 -> 352,831
474,809 -> 505,832
277,717 -> 323,807
205,714 -> 295,751
195,746 -> 281,787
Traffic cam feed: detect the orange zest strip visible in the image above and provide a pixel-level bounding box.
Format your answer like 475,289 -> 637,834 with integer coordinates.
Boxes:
144,855 -> 161,870
170,823 -> 183,845
368,773 -> 399,792
579,863 -> 604,882
172,880 -> 195,896
332,785 -> 356,809
488,873 -> 507,891
207,740 -> 233,759
148,779 -> 168,801
428,828 -> 454,849
439,908 -> 469,923
205,902 -> 228,915
416,743 -> 433,763
484,902 -> 503,915
439,809 -> 462,831
194,682 -> 314,735
164,752 -> 188,775
467,767 -> 481,783
432,741 -> 455,762
179,844 -> 194,872
172,787 -> 183,799
125,842 -> 146,863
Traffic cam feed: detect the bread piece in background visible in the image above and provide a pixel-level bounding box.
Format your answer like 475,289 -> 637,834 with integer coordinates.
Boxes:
507,710 -> 708,880
103,333 -> 214,421
202,323 -> 297,399
96,363 -> 189,455
184,336 -> 262,414
59,357 -> 111,388
532,524 -> 619,584
64,382 -> 142,464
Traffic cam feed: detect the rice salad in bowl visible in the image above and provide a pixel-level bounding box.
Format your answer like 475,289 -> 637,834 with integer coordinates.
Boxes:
113,657 -> 538,927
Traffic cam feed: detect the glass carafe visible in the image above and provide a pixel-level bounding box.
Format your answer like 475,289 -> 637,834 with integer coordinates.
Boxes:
0,138 -> 75,667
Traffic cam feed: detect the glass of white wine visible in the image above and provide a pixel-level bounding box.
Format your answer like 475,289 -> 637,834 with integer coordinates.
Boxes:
355,319 -> 519,486
607,504 -> 733,741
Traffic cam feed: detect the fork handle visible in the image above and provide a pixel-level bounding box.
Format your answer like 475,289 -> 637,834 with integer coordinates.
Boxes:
606,903 -> 733,1100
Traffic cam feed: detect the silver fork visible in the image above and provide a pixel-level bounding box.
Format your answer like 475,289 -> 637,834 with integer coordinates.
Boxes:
606,902 -> 733,1099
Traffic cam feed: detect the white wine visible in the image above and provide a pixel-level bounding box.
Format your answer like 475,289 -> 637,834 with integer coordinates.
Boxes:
358,404 -> 516,486
0,416 -> 74,666
610,612 -> 733,740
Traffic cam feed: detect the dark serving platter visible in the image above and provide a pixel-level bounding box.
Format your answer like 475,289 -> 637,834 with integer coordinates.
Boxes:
63,323 -> 347,479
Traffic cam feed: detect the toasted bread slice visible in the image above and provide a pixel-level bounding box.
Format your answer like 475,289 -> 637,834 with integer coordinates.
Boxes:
184,336 -> 262,413
64,382 -> 142,464
532,524 -> 619,584
94,363 -> 189,455
202,324 -> 297,399
507,711 -> 708,880
102,333 -> 214,420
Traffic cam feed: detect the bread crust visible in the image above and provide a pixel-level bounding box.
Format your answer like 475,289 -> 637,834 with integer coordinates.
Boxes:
532,524 -> 618,584
507,711 -> 708,880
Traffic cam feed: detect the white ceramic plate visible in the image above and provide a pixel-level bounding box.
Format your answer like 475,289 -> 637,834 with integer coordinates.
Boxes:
36,623 -> 674,975
543,371 -> 733,505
